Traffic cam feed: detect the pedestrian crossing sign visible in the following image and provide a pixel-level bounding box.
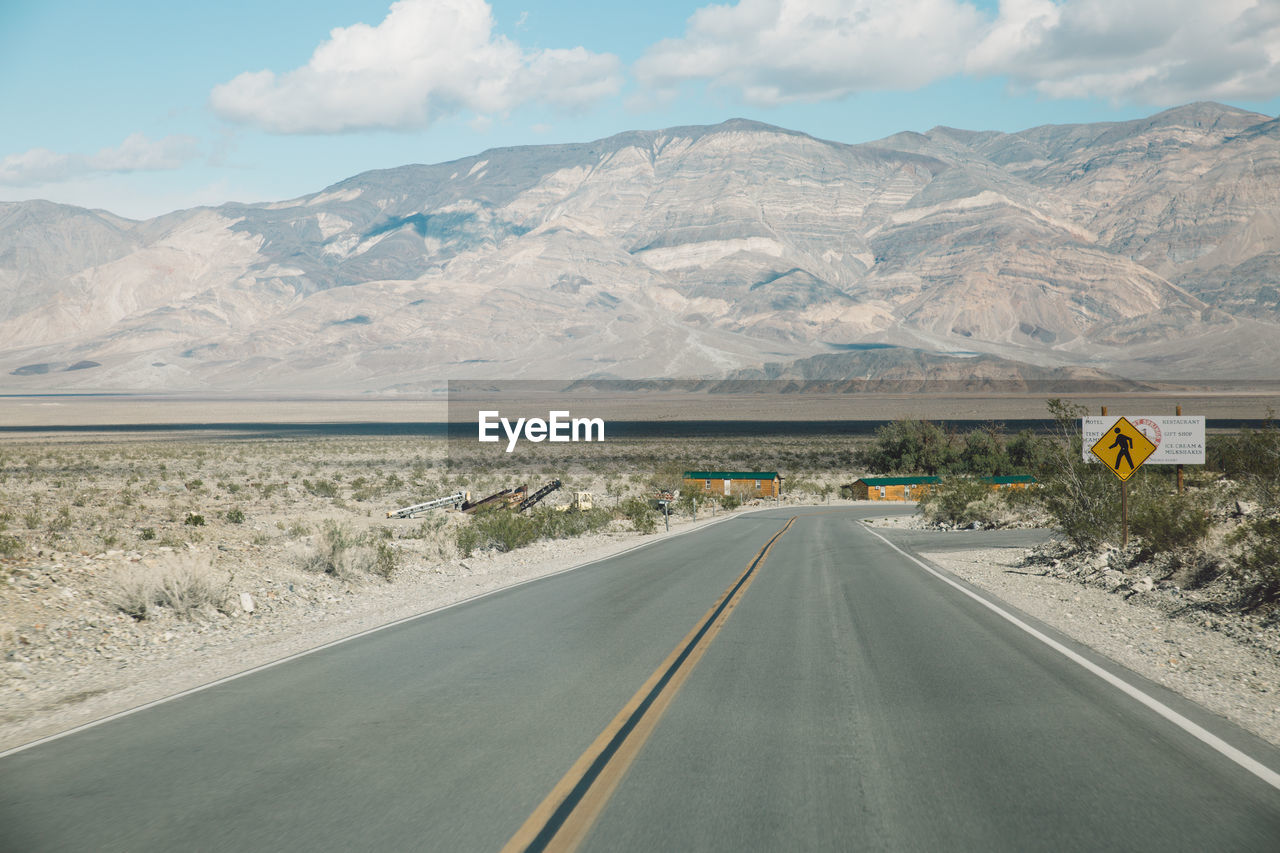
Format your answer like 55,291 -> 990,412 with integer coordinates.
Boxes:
1090,416 -> 1157,481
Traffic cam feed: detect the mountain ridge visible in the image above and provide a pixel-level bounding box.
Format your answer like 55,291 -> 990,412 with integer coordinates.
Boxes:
2,102 -> 1278,393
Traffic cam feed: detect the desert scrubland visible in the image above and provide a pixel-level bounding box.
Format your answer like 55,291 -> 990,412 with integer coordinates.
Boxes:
2,399 -> 1278,752
0,428 -> 853,749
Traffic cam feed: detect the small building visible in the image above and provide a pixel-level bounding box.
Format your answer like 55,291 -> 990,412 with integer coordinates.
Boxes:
979,475 -> 1037,490
844,476 -> 941,501
683,471 -> 781,499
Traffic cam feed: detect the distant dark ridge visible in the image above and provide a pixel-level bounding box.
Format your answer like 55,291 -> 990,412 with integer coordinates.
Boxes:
10,419 -> 1273,439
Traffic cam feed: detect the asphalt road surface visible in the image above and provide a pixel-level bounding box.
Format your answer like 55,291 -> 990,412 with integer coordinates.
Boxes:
3,507 -> 1279,852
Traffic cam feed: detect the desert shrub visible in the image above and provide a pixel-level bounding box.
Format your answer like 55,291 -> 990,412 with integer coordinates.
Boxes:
304,478 -> 339,498
139,527 -> 157,541
1227,517 -> 1280,608
476,512 -> 540,552
184,513 -> 205,526
717,493 -> 742,511
957,428 -> 1012,476
47,505 -> 73,532
302,521 -> 375,579
371,541 -> 400,580
225,507 -> 246,524
619,497 -> 658,534
535,507 -> 613,539
1025,400 -> 1120,548
1128,485 -> 1212,558
856,419 -> 959,475
0,532 -> 24,557
456,524 -> 483,557
107,552 -> 230,620
918,476 -> 992,526
454,511 -> 540,554
646,460 -> 687,496
1209,416 -> 1280,507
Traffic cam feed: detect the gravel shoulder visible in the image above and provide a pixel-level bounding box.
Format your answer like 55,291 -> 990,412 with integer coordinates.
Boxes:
917,541 -> 1280,748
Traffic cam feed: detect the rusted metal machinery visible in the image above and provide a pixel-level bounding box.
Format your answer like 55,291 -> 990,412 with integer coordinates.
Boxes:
461,488 -> 516,514
517,479 -> 562,512
387,491 -> 468,518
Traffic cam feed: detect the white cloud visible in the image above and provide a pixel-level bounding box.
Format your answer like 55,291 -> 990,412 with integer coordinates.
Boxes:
210,0 -> 623,133
0,134 -> 199,187
968,0 -> 1280,104
0,148 -> 75,186
635,0 -> 1280,107
635,0 -> 986,106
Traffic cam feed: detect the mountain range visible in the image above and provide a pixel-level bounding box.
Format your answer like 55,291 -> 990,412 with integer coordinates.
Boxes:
2,101 -> 1278,394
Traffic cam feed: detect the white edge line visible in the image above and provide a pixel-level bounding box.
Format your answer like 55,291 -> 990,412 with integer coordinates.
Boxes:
860,525 -> 1280,792
1,503 -> 804,760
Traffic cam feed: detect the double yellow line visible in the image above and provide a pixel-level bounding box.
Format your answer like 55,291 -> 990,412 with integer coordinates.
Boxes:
503,516 -> 798,853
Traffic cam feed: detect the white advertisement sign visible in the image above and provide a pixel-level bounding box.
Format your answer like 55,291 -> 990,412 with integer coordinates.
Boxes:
1082,416 -> 1205,464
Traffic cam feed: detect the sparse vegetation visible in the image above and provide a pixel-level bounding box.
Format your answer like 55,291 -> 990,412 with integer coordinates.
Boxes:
302,521 -> 372,579
1024,400 -> 1119,549
0,532 -> 23,557
107,552 -> 231,620
918,476 -> 1000,528
619,497 -> 658,534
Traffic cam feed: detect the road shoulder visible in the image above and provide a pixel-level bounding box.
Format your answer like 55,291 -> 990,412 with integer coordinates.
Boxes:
915,541 -> 1280,748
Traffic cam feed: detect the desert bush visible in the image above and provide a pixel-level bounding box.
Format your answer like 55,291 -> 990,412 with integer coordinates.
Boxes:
0,532 -> 24,557
301,521 -> 376,579
619,497 -> 658,534
856,418 -> 959,475
184,513 -> 205,526
1222,419 -> 1280,509
140,527 -> 157,541
474,511 -> 540,552
1227,517 -> 1280,608
1128,484 -> 1212,558
304,478 -> 339,498
716,493 -> 742,511
454,511 -> 550,555
107,552 -> 230,620
1026,400 -> 1120,548
47,505 -> 73,532
918,476 -> 993,526
957,428 -> 1011,477
456,524 -> 483,557
371,541 -> 400,580
225,507 -> 246,524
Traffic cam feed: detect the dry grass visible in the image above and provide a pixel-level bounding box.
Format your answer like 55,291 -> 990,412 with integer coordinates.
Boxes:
106,551 -> 232,620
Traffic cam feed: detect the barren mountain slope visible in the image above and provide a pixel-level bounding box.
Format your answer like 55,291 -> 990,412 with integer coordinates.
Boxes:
2,104 -> 1278,393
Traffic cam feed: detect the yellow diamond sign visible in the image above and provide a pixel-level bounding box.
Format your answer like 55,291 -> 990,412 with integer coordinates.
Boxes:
1090,416 -> 1157,481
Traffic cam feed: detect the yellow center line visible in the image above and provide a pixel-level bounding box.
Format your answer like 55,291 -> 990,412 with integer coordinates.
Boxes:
502,516 -> 798,853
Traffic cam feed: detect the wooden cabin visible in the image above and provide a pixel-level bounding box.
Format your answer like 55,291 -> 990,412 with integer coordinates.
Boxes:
844,476 -> 941,501
682,471 -> 781,499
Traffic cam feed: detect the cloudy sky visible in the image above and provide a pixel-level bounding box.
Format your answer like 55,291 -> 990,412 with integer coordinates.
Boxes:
3,0 -> 1279,218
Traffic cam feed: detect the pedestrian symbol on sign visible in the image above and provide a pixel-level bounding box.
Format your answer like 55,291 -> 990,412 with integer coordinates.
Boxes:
1109,428 -> 1135,472
1090,417 -> 1156,481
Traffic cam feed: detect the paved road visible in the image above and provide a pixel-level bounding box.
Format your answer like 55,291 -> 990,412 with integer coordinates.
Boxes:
2,507 -> 1278,852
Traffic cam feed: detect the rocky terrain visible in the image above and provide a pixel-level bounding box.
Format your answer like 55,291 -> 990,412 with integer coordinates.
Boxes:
3,102 -> 1280,392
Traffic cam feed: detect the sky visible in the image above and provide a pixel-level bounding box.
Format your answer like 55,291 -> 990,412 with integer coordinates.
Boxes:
2,0 -> 1279,219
